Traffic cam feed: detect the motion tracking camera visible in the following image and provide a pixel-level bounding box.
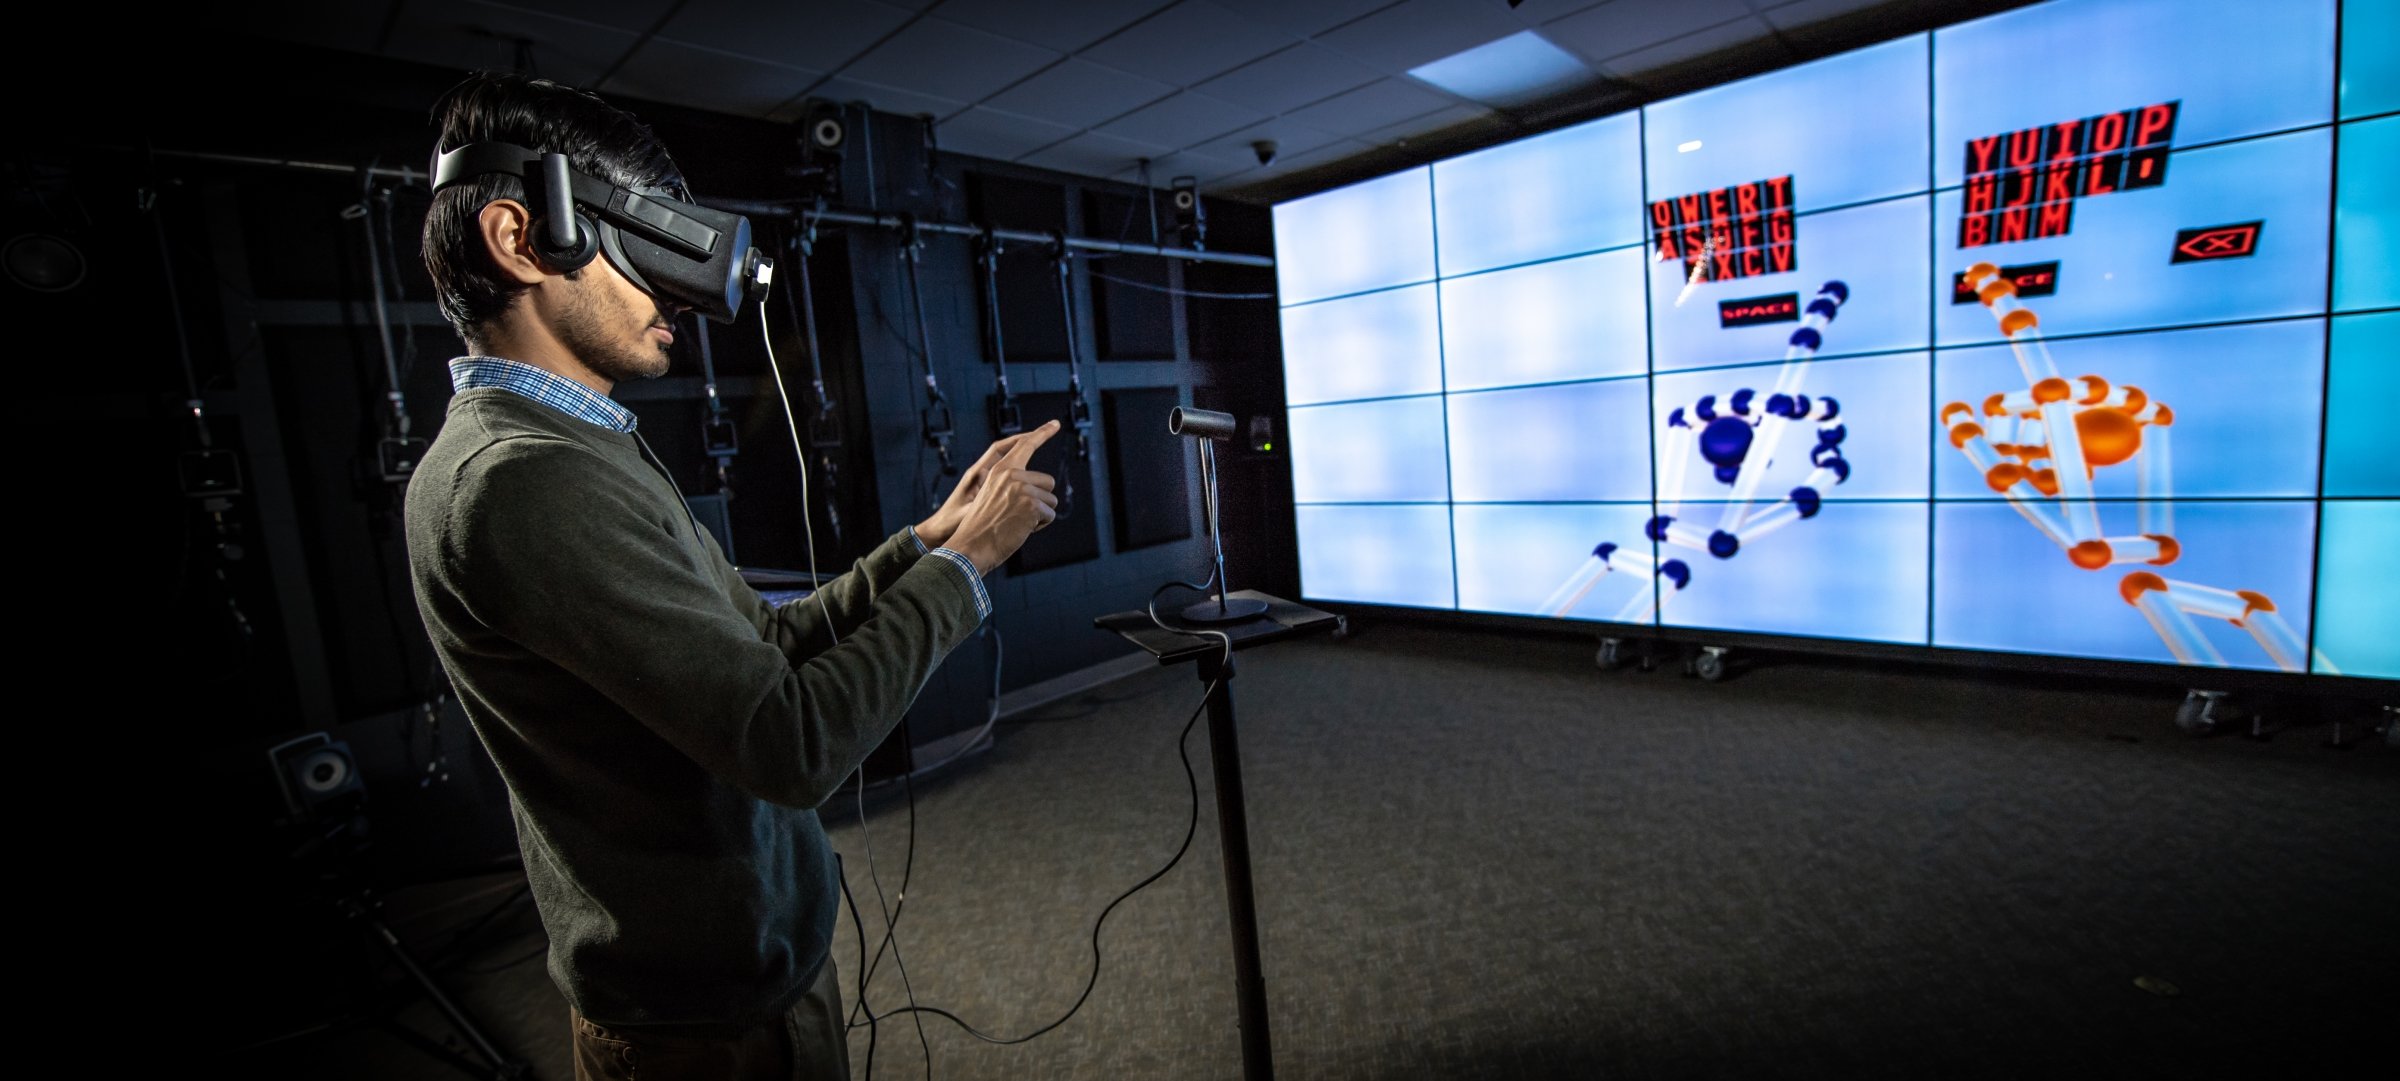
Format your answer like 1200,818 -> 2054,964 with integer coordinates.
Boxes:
1251,140 -> 1277,166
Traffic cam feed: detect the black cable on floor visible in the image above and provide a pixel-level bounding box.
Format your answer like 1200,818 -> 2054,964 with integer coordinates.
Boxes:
841,580 -> 1234,1059
837,853 -> 880,1079
853,761 -> 932,1078
862,666 -> 1220,1045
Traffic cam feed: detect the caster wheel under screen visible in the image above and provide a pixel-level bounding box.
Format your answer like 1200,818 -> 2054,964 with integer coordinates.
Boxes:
1691,647 -> 1729,682
2176,690 -> 2230,736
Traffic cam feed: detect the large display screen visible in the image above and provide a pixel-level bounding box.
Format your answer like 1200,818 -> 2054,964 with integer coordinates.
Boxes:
1271,0 -> 2395,679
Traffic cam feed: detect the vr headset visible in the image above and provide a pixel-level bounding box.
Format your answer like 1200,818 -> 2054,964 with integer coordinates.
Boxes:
431,142 -> 773,323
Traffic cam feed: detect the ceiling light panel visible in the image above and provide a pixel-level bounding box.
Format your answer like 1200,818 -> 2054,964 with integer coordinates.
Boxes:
1407,30 -> 1594,106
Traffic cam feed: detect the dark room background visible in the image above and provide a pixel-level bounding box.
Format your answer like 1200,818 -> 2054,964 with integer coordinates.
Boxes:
23,29 -> 1296,1044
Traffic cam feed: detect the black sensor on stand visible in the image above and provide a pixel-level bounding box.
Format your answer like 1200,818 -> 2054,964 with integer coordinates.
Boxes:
1170,406 -> 1271,624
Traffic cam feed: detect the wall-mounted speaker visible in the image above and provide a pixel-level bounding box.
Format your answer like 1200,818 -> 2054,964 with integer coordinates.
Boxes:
4,233 -> 86,293
1171,176 -> 1205,251
268,732 -> 365,819
792,100 -> 848,201
802,100 -> 847,153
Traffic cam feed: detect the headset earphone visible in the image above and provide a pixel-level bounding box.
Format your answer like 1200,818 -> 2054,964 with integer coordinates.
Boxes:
528,152 -> 602,272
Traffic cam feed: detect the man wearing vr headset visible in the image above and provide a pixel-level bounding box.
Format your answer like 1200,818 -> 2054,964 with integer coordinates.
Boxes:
404,72 -> 1057,1080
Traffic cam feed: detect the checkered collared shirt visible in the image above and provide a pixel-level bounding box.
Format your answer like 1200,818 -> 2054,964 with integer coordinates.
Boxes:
449,356 -> 638,433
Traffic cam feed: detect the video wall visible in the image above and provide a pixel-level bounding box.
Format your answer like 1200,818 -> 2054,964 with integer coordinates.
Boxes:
1272,0 -> 2397,679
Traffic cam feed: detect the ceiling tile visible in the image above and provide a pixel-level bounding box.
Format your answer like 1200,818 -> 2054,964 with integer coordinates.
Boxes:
1190,117 -> 1345,165
933,107 -> 1083,162
1762,0 -> 1905,34
1310,0 -> 1529,73
235,0 -> 385,54
1016,129 -> 1177,178
1097,92 -> 1267,149
1360,101 -> 1502,146
782,76 -> 964,123
1541,0 -> 1753,61
384,1 -> 639,88
493,0 -> 678,34
1249,137 -> 1377,177
598,40 -> 819,119
839,17 -> 1061,104
933,0 -> 1177,52
1499,0 -> 1618,23
1193,43 -> 1382,115
1217,0 -> 1615,41
1599,16 -> 1788,82
1104,146 -> 1259,187
654,0 -> 914,71
1283,77 -> 1455,137
1204,0 -> 1399,40
1080,1 -> 1300,89
980,59 -> 1176,129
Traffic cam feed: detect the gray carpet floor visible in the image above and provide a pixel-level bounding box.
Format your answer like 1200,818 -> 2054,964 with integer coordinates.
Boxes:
244,621 -> 2399,1080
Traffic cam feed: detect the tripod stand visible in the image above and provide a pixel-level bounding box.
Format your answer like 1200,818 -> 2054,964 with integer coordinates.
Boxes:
251,811 -> 532,1080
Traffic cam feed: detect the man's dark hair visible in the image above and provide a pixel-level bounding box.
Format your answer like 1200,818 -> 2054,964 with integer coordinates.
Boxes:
423,72 -> 685,344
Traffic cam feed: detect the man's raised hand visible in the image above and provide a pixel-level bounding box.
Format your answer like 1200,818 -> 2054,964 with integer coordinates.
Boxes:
943,420 -> 1060,574
917,422 -> 1061,550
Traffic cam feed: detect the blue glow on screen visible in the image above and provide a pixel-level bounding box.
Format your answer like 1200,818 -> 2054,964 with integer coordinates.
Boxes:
1648,197 -> 1931,373
1272,167 -> 1434,305
1447,381 -> 1652,503
1297,505 -> 1455,609
2314,501 -> 2399,678
1288,397 -> 1450,504
1934,0 -> 2335,187
1931,130 -> 2331,345
1654,352 -> 1931,502
1433,112 -> 1644,277
2326,312 -> 2400,497
2343,0 -> 2399,119
1659,501 -> 1931,645
1643,35 -> 1930,214
1933,321 -> 2326,500
1280,284 -> 1443,407
1933,501 -> 2316,670
1454,504 -> 1656,620
1440,249 -> 1648,392
1270,0 -> 2375,678
2334,116 -> 2399,313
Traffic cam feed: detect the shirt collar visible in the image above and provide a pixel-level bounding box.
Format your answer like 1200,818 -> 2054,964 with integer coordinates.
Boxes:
448,356 -> 638,434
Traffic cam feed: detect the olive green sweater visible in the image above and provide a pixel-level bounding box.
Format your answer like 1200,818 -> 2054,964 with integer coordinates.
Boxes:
405,387 -> 984,1027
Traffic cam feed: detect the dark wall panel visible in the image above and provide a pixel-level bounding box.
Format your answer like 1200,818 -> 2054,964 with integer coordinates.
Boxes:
997,390 -> 1101,574
1105,387 -> 1195,552
967,173 -> 1070,363
1081,191 -> 1178,360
